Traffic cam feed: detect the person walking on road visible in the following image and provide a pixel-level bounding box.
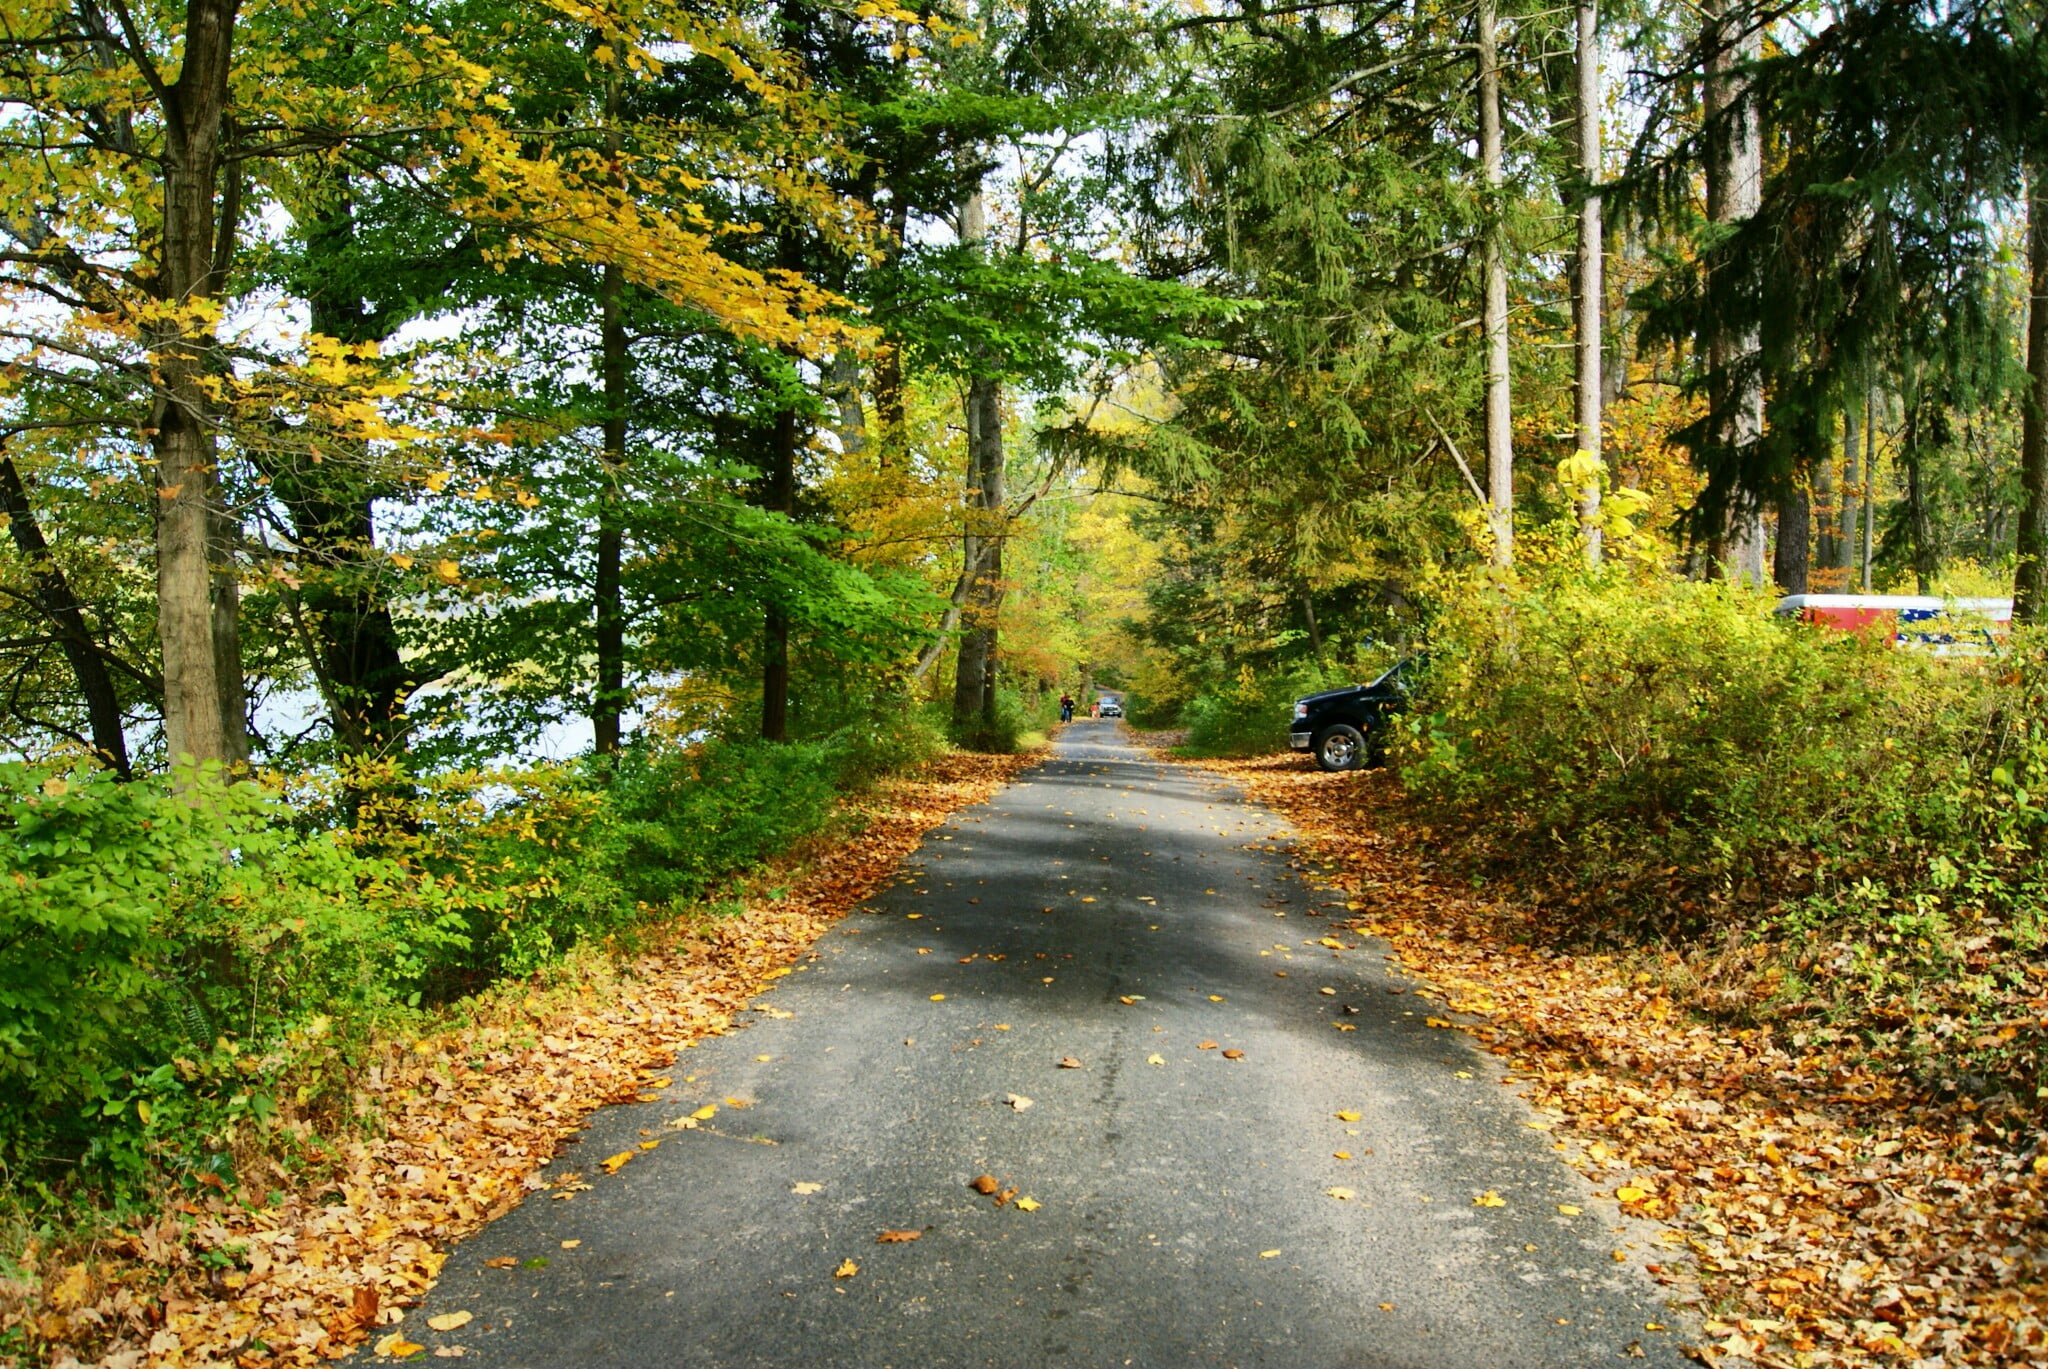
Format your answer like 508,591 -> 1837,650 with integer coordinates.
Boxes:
1059,692 -> 1075,723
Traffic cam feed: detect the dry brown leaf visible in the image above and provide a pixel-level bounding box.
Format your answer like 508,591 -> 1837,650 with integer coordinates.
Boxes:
1221,1049 -> 1245,1060
876,1230 -> 921,1243
426,1311 -> 473,1332
1058,1056 -> 1083,1069
969,1175 -> 999,1195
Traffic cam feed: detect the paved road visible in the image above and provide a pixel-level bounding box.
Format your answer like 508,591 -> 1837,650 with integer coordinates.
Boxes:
413,722 -> 1689,1367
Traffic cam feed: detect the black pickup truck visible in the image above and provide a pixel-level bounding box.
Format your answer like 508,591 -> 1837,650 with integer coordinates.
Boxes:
1288,659 -> 1418,771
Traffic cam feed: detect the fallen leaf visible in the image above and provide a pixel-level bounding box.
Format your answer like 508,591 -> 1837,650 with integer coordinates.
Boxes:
1208,995 -> 1225,1002
690,1104 -> 718,1121
1059,1056 -> 1083,1069
792,1182 -> 823,1195
599,1151 -> 634,1173
929,993 -> 946,1002
1474,1191 -> 1507,1208
1333,1151 -> 1352,1160
1319,987 -> 1337,996
995,1186 -> 1017,1206
1118,995 -> 1137,1005
1556,1204 -> 1582,1216
375,1333 -> 425,1358
1146,1053 -> 1166,1066
1222,1048 -> 1245,1059
835,1259 -> 859,1278
559,1240 -> 581,1249
1615,1185 -> 1650,1203
970,1175 -> 999,1195
1326,1187 -> 1355,1201
1014,1196 -> 1041,1212
876,1229 -> 921,1243
1335,1110 -> 1361,1122
483,1257 -> 518,1269
427,1311 -> 473,1332
1198,1040 -> 1218,1050
1004,1093 -> 1033,1111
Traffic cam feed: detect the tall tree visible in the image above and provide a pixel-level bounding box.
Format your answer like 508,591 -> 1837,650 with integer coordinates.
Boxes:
1479,0 -> 1515,566
1574,0 -> 1604,566
2019,163 -> 2048,622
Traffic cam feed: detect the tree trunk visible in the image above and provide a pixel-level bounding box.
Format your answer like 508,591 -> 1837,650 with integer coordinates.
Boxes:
1478,0 -> 1514,566
1814,433 -> 1837,571
1862,392 -> 1876,590
1573,0 -> 1603,565
153,0 -> 243,769
951,186 -> 1007,738
1903,397 -> 1935,594
0,455 -> 134,775
1704,0 -> 1765,585
2017,162 -> 2048,623
1773,484 -> 1809,595
761,397 -> 798,743
952,372 -> 1005,732
593,258 -> 627,755
1837,404 -> 1861,574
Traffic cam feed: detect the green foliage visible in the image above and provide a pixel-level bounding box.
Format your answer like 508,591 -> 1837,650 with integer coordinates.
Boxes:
0,763 -> 445,1188
0,707 -> 950,1208
1181,662 -> 1341,757
1400,569 -> 2048,1100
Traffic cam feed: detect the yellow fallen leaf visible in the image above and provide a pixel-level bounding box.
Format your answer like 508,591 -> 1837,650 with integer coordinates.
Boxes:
427,1311 -> 473,1332
1611,1250 -> 1628,1262
375,1333 -> 424,1357
1474,1191 -> 1506,1208
1318,987 -> 1337,995
639,1140 -> 660,1151
560,1240 -> 581,1249
994,1024 -> 1011,1030
835,1259 -> 858,1278
1259,1249 -> 1282,1258
1646,1322 -> 1666,1332
1616,1186 -> 1648,1203
930,994 -> 946,1001
756,1054 -> 774,1062
1146,1053 -> 1166,1065
1326,1187 -> 1355,1201
1081,896 -> 1096,903
1014,1196 -> 1041,1212
690,1104 -> 718,1121
1333,1151 -> 1352,1160
1425,1017 -> 1454,1028
792,1182 -> 823,1195
1557,1204 -> 1582,1216
600,1151 -> 634,1173
1208,995 -> 1225,1002
1335,1110 -> 1361,1122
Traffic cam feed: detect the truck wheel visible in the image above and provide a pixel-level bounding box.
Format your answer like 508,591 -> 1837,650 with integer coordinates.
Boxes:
1313,723 -> 1366,772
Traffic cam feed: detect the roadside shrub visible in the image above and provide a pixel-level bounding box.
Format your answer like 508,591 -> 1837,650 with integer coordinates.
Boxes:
1182,662 -> 1340,756
0,764 -> 446,1190
1398,567 -> 2048,1103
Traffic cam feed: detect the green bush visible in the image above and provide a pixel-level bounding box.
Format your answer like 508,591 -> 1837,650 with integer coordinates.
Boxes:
0,709 -> 955,1204
1181,663 -> 1339,756
1398,568 -> 2048,1100
0,764 -> 451,1188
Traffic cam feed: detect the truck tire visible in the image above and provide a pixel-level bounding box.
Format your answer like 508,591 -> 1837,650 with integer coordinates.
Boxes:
1313,723 -> 1366,772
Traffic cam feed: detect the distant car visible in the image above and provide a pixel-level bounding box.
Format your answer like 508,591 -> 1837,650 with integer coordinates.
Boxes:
1289,659 -> 1418,771
1097,697 -> 1124,718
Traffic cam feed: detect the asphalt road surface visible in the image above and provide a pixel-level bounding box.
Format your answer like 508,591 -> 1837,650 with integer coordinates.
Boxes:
412,721 -> 1691,1368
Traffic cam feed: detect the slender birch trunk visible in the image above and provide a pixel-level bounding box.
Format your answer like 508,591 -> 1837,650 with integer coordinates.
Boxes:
1574,0 -> 1603,565
1479,0 -> 1514,566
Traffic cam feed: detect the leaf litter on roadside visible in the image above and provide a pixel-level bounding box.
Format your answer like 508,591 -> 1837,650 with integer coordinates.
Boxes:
21,750 -> 1039,1367
1186,750 -> 2048,1369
